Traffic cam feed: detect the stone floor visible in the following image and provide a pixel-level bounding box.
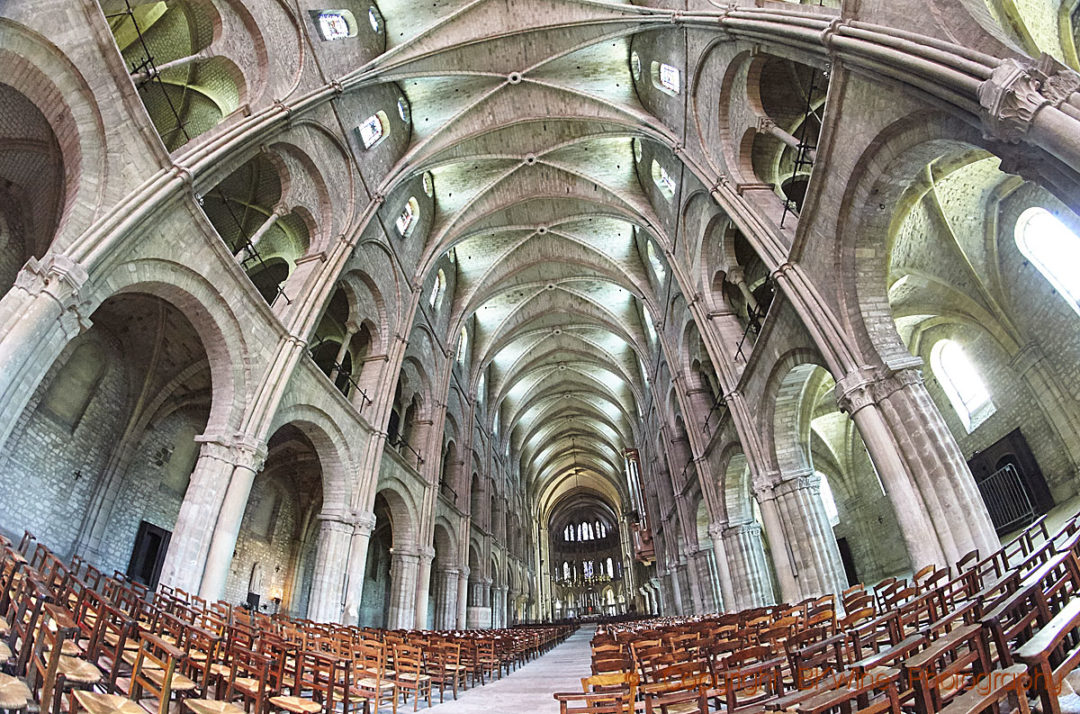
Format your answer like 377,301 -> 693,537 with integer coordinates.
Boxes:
413,627 -> 592,712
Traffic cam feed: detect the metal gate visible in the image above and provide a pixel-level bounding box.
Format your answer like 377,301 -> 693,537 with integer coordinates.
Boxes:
975,463 -> 1036,534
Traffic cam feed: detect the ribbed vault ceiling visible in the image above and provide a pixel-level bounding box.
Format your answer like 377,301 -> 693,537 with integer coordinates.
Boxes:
366,0 -> 686,521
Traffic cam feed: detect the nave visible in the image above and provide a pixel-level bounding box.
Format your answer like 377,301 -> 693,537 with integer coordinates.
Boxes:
7,506 -> 1080,714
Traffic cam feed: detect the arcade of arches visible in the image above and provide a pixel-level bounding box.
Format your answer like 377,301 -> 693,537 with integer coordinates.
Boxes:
4,0 -> 1080,638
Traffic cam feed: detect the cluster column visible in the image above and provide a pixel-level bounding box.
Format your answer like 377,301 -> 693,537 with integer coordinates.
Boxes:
456,566 -> 470,628
771,471 -> 848,599
837,367 -> 998,567
433,566 -> 460,629
707,522 -> 737,611
721,521 -> 775,608
387,548 -> 420,629
341,512 -> 377,625
306,515 -> 354,622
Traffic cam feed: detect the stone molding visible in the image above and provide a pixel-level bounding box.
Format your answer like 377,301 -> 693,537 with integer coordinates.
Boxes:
194,433 -> 268,472
979,55 -> 1080,143
835,366 -> 924,414
15,254 -> 93,337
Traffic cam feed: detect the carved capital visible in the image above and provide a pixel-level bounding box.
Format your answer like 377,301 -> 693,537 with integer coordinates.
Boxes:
707,521 -> 728,539
352,511 -> 378,535
834,368 -> 878,415
316,514 -> 354,533
775,468 -> 819,497
725,521 -> 762,538
979,58 -> 1050,144
1033,54 -> 1080,108
756,116 -> 776,133
195,433 -> 267,472
15,254 -> 94,338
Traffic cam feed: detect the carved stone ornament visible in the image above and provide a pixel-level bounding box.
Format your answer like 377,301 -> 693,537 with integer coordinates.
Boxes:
15,254 -> 94,337
1034,54 -> 1080,108
978,58 -> 1051,143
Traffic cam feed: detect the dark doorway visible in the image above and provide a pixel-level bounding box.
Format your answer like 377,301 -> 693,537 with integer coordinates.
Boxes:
126,521 -> 171,588
967,428 -> 1054,534
836,537 -> 858,587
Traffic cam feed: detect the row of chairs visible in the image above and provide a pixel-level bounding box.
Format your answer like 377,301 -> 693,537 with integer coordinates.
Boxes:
553,512 -> 1080,714
1,530 -> 573,714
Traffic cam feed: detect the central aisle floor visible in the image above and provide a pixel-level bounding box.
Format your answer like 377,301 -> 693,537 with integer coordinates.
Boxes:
420,627 -> 593,713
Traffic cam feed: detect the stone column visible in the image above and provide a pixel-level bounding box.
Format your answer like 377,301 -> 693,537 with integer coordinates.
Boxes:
328,321 -> 358,384
754,484 -> 800,603
668,567 -> 684,615
433,566 -> 460,629
836,371 -> 947,571
387,548 -> 420,629
412,547 -> 435,629
680,545 -> 706,614
456,567 -> 469,628
0,254 -> 92,451
708,522 -> 737,611
757,116 -> 817,161
773,472 -> 847,599
193,437 -> 268,601
845,368 -> 999,564
726,266 -> 760,317
692,549 -> 718,613
234,208 -> 284,263
158,438 -> 251,593
306,515 -> 353,622
723,521 -> 775,608
466,577 -> 491,628
341,512 -> 376,625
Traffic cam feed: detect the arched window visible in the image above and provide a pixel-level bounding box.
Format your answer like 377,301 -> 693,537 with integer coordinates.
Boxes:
457,326 -> 469,364
606,557 -> 614,578
816,471 -> 840,527
315,10 -> 358,40
630,52 -> 641,81
1015,207 -> 1080,316
643,310 -> 658,345
423,171 -> 434,197
395,196 -> 419,237
651,61 -> 680,95
477,372 -> 486,403
651,160 -> 676,200
396,96 -> 410,123
646,239 -> 667,283
367,5 -> 381,32
429,268 -> 445,309
563,562 -> 570,580
632,137 -> 642,163
931,340 -> 996,432
357,111 -> 389,149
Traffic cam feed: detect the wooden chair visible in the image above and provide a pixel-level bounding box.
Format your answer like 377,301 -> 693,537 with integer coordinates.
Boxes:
185,645 -> 270,714
25,604 -> 79,714
553,690 -> 634,713
1015,596 -> 1080,714
73,633 -> 185,714
132,634 -> 198,712
581,670 -> 639,712
269,650 -> 345,714
391,643 -> 431,712
794,675 -> 904,714
350,640 -> 395,714
426,641 -> 466,702
901,624 -> 991,714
